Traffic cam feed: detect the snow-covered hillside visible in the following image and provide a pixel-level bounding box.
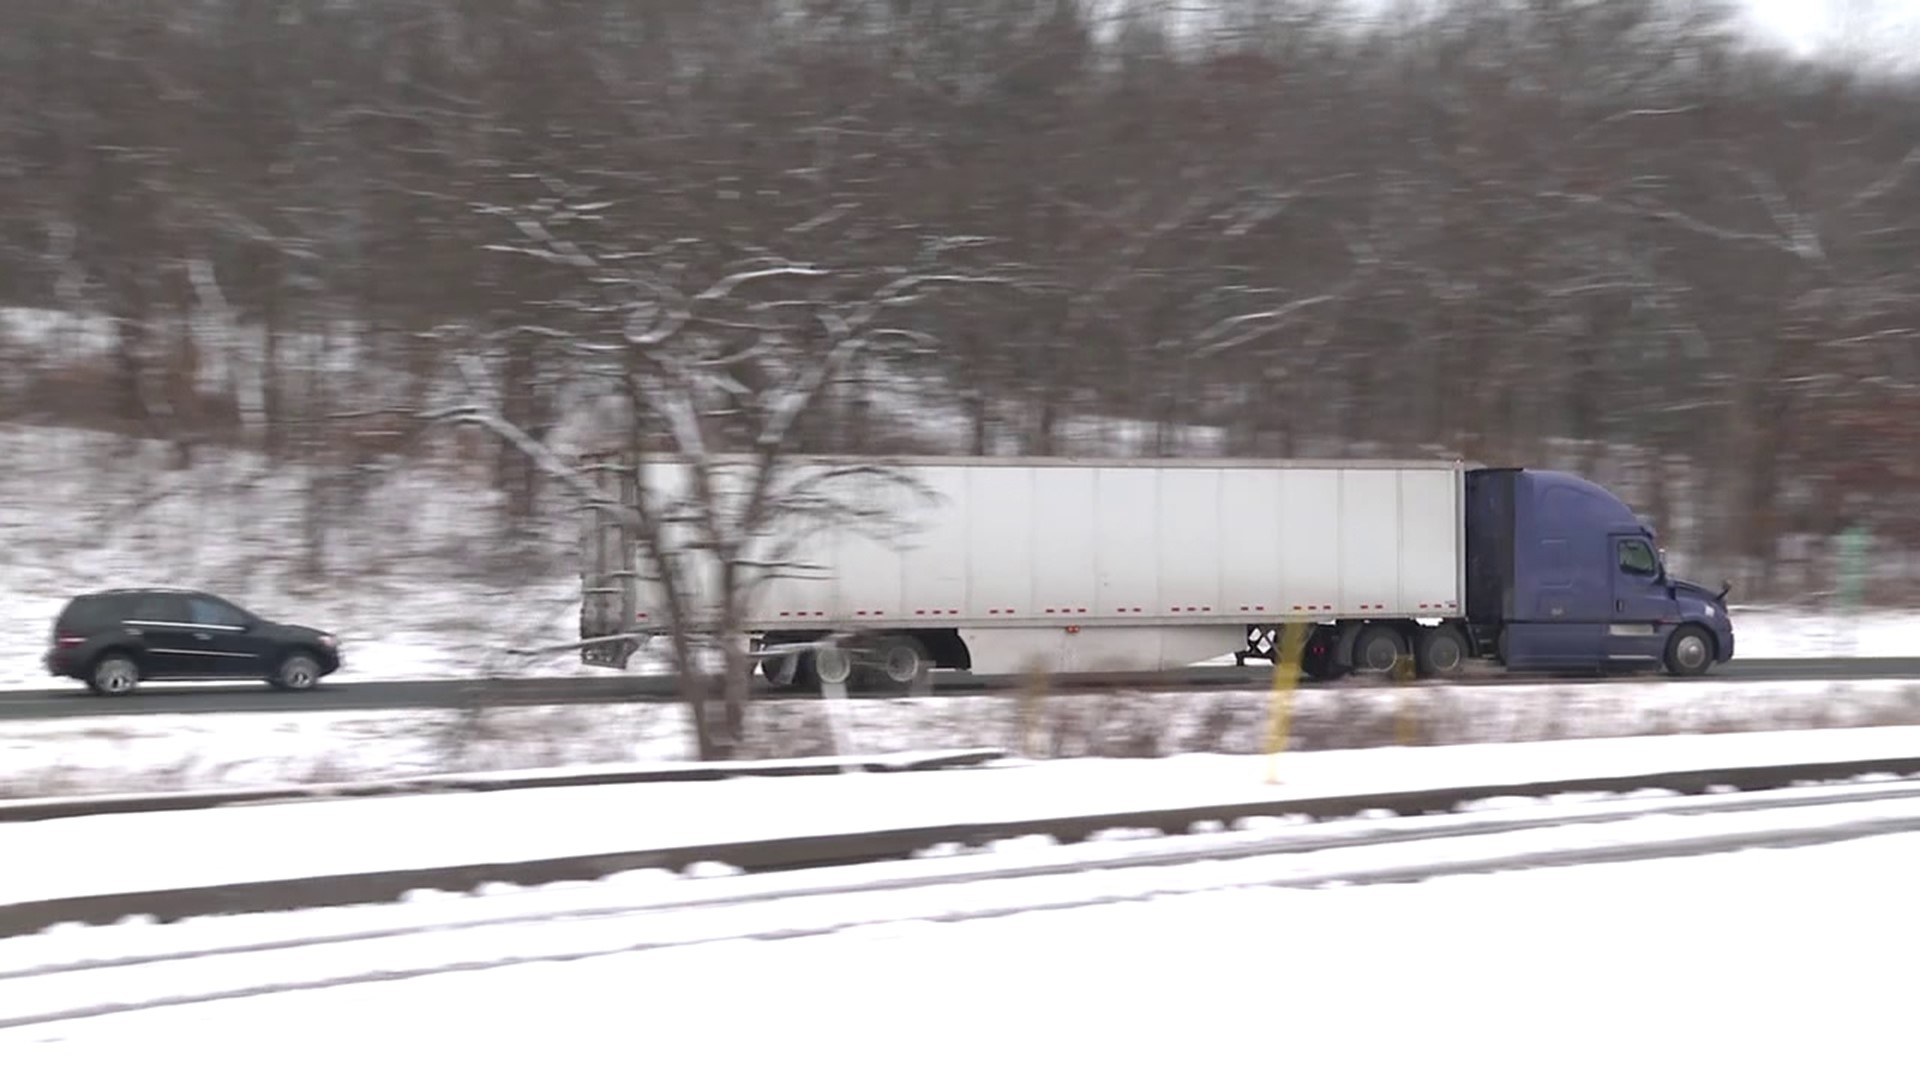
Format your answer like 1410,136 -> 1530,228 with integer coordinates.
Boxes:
0,422 -> 614,689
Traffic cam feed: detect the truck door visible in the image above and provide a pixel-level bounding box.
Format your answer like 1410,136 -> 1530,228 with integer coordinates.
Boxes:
1505,536 -> 1607,668
1607,534 -> 1673,665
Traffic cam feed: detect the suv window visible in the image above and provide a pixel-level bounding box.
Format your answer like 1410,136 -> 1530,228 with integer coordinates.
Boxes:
57,595 -> 127,633
189,596 -> 248,628
127,593 -> 192,624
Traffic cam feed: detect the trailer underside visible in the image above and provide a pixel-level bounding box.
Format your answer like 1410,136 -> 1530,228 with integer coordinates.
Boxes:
751,618 -> 1480,692
750,615 -> 1714,692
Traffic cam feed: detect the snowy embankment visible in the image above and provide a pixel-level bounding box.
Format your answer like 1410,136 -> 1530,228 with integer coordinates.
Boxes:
6,831 -> 1903,1077
4,727 -> 1920,1074
7,792 -> 1920,1042
3,675 -> 1920,801
11,723 -> 1920,906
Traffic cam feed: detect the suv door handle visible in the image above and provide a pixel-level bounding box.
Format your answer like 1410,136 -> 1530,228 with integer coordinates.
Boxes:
194,632 -> 213,641
1615,600 -> 1625,613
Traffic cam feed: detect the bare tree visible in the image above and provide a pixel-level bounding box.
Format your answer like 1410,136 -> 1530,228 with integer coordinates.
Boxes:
7,0 -> 1920,612
433,175 -> 1013,756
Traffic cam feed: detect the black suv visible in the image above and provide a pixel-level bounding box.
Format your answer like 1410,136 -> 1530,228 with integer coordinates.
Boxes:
44,588 -> 343,696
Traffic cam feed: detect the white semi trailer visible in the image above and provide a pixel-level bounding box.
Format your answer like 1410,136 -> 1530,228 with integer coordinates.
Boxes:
579,453 -> 1736,687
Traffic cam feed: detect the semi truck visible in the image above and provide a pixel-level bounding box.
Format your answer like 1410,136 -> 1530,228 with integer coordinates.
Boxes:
577,455 -> 1736,689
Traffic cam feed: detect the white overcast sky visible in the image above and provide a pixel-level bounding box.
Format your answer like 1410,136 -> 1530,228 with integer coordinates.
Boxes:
1314,0 -> 1920,67
1742,0 -> 1920,58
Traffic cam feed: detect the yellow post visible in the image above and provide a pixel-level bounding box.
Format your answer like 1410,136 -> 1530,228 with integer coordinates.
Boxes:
1263,622 -> 1309,784
1393,651 -> 1419,745
1019,662 -> 1051,758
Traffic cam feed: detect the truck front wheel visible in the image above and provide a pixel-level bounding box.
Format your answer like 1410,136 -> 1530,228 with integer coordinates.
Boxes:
1664,625 -> 1716,677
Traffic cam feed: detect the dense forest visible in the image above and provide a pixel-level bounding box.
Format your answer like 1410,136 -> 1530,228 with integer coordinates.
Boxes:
2,0 -> 1916,600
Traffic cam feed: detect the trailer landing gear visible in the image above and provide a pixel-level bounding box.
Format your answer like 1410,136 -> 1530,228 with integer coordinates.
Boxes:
1238,625 -> 1343,681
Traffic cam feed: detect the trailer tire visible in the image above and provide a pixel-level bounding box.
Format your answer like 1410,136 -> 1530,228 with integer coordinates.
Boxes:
868,635 -> 932,695
759,652 -> 800,689
805,641 -> 855,690
1414,624 -> 1470,678
1664,624 -> 1716,678
1351,624 -> 1409,676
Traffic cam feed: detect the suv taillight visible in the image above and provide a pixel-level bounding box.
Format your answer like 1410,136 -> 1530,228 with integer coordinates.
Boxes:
55,634 -> 84,650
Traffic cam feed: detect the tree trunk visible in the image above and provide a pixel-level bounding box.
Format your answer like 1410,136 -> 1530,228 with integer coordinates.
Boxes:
715,567 -> 751,754
720,631 -> 752,755
299,326 -> 331,583
670,626 -> 728,761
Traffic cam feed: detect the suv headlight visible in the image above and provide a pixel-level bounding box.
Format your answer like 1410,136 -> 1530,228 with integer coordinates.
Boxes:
319,634 -> 338,649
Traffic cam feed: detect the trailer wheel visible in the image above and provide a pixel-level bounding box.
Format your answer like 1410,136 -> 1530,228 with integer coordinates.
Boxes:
868,635 -> 932,695
759,652 -> 800,689
1351,625 -> 1409,676
1664,625 -> 1715,677
1414,625 -> 1469,678
806,641 -> 855,690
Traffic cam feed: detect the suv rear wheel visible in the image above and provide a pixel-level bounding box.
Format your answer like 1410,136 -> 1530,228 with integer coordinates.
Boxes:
90,654 -> 141,697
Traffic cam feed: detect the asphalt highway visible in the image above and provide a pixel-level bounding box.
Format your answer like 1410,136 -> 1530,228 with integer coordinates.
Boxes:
1,656 -> 1917,720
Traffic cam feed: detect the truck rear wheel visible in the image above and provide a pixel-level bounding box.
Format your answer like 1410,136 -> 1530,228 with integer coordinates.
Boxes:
1415,625 -> 1469,678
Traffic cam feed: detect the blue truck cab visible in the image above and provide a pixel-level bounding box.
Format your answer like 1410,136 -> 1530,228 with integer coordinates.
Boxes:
1464,467 -> 1735,676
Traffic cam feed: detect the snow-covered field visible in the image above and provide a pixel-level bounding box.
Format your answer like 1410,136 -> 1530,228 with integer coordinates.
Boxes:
1729,604 -> 1920,659
4,727 -> 1920,1074
5,677 -> 1920,799
10,723 -> 1920,906
0,422 -> 662,692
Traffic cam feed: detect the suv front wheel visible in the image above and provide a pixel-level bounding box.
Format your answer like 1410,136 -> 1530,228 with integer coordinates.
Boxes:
90,654 -> 141,697
271,652 -> 323,691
